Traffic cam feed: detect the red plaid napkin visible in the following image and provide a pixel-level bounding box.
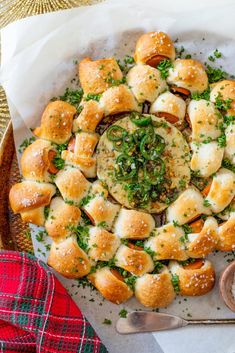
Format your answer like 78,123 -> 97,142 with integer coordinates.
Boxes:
0,250 -> 107,353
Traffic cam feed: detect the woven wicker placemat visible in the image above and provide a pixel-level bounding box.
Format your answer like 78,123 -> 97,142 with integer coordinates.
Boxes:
0,0 -> 101,252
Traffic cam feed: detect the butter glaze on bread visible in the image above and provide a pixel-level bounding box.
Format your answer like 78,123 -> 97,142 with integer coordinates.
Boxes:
167,59 -> 208,94
135,268 -> 176,308
169,260 -> 215,296
48,236 -> 91,279
45,197 -> 81,242
210,80 -> 235,116
127,64 -> 167,103
144,223 -> 188,261
115,244 -> 154,276
187,217 -> 218,258
99,85 -> 141,116
113,208 -> 155,239
88,227 -> 120,261
73,100 -> 104,133
134,31 -> 175,65
150,91 -> 186,122
79,57 -> 123,94
88,267 -> 133,304
20,139 -> 54,182
9,181 -> 56,213
34,101 -> 76,144
217,213 -> 235,251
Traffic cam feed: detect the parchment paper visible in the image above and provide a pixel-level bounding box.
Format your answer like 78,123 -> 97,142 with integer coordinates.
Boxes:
1,1 -> 235,352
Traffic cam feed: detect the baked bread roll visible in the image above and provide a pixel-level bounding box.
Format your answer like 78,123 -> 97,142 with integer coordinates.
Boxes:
73,100 -> 104,133
34,101 -> 76,144
99,85 -> 141,116
113,209 -> 155,239
126,64 -> 167,103
210,80 -> 235,116
61,132 -> 99,178
20,139 -> 58,182
224,122 -> 235,164
135,268 -> 176,308
167,59 -> 208,94
150,91 -> 186,124
83,195 -> 120,230
100,85 -> 141,116
217,213 -> 235,251
190,141 -> 224,178
187,100 -> 222,141
55,166 -> 91,205
79,57 -> 123,94
186,217 -> 218,258
134,31 -> 175,66
87,227 -> 120,261
9,181 -> 56,226
90,180 -> 108,198
48,236 -> 91,279
169,259 -> 215,296
115,244 -> 154,276
166,188 -> 211,225
88,267 -> 133,304
45,197 -> 81,242
205,168 -> 235,213
144,223 -> 188,261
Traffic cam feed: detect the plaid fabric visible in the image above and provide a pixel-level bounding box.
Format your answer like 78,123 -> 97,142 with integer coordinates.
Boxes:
0,251 -> 107,353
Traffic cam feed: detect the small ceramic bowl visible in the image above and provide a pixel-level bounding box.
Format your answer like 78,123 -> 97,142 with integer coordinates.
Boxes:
219,260 -> 235,312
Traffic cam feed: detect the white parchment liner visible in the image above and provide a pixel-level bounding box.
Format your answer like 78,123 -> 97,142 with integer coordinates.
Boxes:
1,1 -> 235,352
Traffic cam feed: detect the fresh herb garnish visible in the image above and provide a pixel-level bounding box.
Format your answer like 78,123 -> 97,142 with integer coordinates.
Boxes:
191,87 -> 210,101
171,274 -> 180,293
44,206 -> 50,220
124,55 -> 135,64
18,136 -> 36,153
203,199 -> 211,207
119,308 -> 128,318
217,134 -> 226,147
79,194 -> 94,207
157,59 -> 173,79
222,158 -> 235,173
59,88 -> 83,109
103,318 -> 112,325
214,93 -> 232,111
124,275 -> 137,290
205,64 -> 227,83
84,93 -> 102,102
68,225 -> 89,251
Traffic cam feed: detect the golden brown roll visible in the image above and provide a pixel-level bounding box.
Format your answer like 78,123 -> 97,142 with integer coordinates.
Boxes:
144,223 -> 188,261
187,100 -> 222,141
115,244 -> 154,276
99,84 -> 141,116
83,195 -> 120,230
48,236 -> 91,279
9,181 -> 56,214
166,188 -> 211,225
45,197 -> 81,242
224,122 -> 235,164
217,213 -> 235,251
169,259 -> 215,296
73,100 -> 104,133
55,166 -> 91,205
134,31 -> 175,66
113,209 -> 155,239
150,91 -> 186,124
34,101 -> 76,144
20,207 -> 46,226
190,141 -> 224,178
61,132 -> 99,178
186,217 -> 218,258
78,57 -> 123,94
126,64 -> 167,103
88,267 -> 133,304
20,139 -> 57,182
87,227 -> 120,261
205,168 -> 235,213
90,180 -> 108,198
135,268 -> 176,308
210,80 -> 235,116
167,59 -> 208,94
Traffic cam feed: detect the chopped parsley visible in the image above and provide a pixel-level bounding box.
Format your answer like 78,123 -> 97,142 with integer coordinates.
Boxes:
36,231 -> 45,242
79,194 -> 94,207
68,225 -> 89,251
97,221 -> 108,228
144,246 -> 156,258
214,94 -> 232,111
105,75 -> 126,86
171,274 -> 180,293
179,258 -> 196,267
124,55 -> 135,64
18,136 -> 36,153
102,318 -> 112,325
191,87 -> 210,101
52,156 -> 65,170
217,134 -> 226,147
222,158 -> 235,173
124,275 -> 137,290
59,87 -> 83,109
119,308 -> 128,318
205,64 -> 227,83
203,199 -> 211,207
44,206 -> 50,219
84,93 -> 102,102
157,59 -> 173,79
224,115 -> 235,126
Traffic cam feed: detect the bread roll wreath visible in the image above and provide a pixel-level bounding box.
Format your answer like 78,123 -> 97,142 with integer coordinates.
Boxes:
9,31 -> 235,308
